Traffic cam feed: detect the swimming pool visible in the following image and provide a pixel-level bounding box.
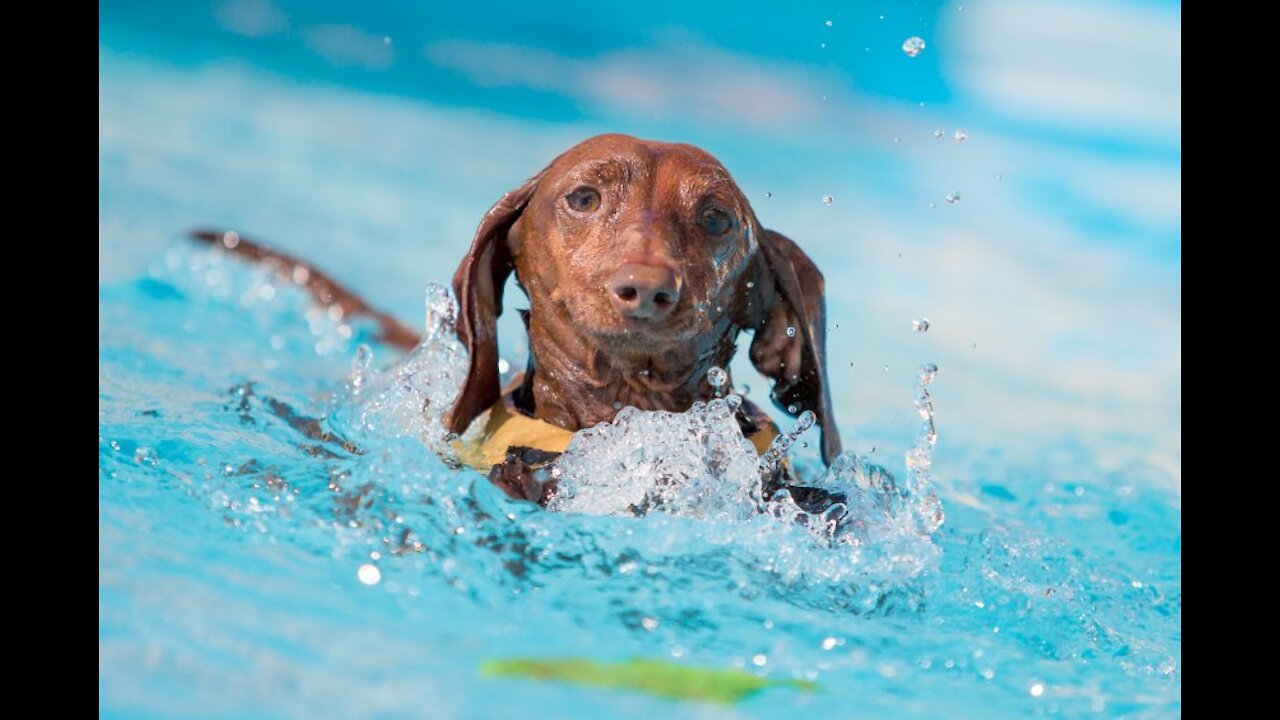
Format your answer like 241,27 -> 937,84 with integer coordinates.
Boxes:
99,3 -> 1181,717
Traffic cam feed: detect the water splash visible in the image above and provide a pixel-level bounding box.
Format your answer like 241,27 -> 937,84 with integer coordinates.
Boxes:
904,363 -> 944,535
330,282 -> 466,452
548,399 -> 761,519
542,342 -> 947,581
758,410 -> 816,477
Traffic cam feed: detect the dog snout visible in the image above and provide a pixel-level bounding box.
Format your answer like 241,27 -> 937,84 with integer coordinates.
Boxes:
608,262 -> 681,320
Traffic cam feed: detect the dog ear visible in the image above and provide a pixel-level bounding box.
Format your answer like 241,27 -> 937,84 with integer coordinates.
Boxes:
748,228 -> 843,465
445,173 -> 542,436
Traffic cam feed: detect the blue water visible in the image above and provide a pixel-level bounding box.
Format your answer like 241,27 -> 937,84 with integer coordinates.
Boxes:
100,2 -> 1180,717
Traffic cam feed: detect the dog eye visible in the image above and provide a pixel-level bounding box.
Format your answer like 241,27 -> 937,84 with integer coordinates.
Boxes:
699,207 -> 734,236
565,187 -> 601,213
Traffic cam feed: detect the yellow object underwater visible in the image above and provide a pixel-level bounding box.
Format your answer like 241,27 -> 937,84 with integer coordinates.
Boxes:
481,657 -> 817,704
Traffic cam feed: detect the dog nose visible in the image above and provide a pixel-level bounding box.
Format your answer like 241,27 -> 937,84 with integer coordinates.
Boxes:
609,262 -> 681,319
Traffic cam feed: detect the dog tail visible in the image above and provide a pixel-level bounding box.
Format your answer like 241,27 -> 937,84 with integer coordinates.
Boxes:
188,229 -> 421,351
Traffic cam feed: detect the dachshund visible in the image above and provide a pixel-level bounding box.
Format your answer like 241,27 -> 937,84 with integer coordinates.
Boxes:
194,134 -> 842,508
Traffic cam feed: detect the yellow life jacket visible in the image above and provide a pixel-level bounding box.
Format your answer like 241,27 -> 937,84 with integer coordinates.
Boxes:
454,390 -> 782,473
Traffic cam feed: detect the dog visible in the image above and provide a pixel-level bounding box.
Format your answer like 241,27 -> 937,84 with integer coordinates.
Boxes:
194,134 -> 841,507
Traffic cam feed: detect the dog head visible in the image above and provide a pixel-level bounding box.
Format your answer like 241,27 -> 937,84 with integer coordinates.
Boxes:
445,134 -> 843,464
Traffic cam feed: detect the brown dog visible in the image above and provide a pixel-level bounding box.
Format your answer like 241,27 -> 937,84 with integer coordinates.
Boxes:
194,133 -> 841,505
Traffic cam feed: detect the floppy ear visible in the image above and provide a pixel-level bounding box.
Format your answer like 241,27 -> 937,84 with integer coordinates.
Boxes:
444,173 -> 541,436
748,228 -> 843,465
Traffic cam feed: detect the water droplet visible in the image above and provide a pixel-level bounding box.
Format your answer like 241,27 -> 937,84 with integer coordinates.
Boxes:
822,195 -> 834,205
879,15 -> 885,21
893,136 -> 901,143
795,410 -> 816,431
383,36 -> 392,45
641,616 -> 659,631
971,342 -> 977,349
928,202 -> 937,209
913,318 -> 931,333
882,365 -> 890,372
933,128 -> 944,138
764,191 -> 772,198
821,637 -> 838,650
1030,683 -> 1045,697
752,654 -> 768,667
746,281 -> 755,289
945,191 -> 960,204
819,43 -> 826,49
996,173 -> 1004,181
787,404 -> 798,414
706,366 -> 728,396
497,358 -> 510,374
291,265 -> 311,285
825,20 -> 833,27
786,326 -> 797,337
954,129 -> 967,142
902,36 -> 926,57
221,230 -> 240,249
357,564 -> 381,586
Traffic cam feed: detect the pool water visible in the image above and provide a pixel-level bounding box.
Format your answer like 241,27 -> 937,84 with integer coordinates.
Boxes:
99,3 -> 1180,715
99,240 -> 1179,717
